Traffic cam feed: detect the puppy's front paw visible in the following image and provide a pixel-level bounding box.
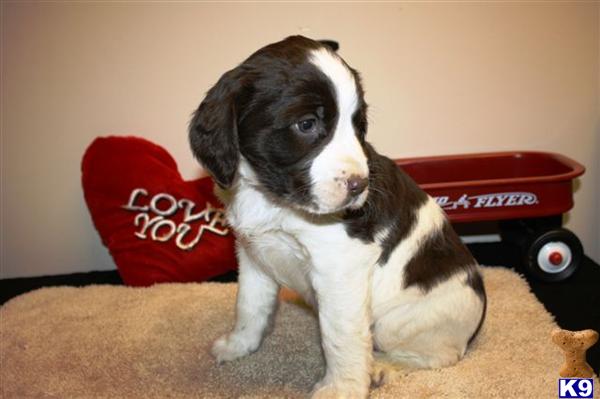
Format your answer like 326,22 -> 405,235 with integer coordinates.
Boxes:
311,380 -> 368,399
210,334 -> 256,364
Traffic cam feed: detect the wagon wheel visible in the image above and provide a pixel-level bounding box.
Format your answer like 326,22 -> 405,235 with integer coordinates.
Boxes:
525,228 -> 583,282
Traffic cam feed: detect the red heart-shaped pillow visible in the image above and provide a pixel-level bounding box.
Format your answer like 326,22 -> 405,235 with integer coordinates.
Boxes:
81,136 -> 237,286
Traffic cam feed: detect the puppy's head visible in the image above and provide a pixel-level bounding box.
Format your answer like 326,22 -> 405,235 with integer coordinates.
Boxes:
189,36 -> 369,214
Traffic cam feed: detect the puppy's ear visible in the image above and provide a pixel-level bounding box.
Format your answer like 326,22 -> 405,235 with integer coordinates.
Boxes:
318,40 -> 339,52
189,68 -> 243,188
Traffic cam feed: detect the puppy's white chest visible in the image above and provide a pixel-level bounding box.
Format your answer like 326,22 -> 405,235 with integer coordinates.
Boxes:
243,229 -> 313,296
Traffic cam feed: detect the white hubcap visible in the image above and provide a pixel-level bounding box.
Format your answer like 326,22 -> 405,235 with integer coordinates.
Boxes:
537,241 -> 572,274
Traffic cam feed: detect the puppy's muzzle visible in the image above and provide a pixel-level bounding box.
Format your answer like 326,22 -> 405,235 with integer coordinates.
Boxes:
347,175 -> 369,197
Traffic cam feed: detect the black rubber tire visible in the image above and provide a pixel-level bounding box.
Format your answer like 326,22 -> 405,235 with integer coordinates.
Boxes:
525,228 -> 583,282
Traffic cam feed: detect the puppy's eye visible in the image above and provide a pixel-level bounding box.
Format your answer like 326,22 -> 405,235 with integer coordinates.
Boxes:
294,117 -> 319,134
299,118 -> 316,131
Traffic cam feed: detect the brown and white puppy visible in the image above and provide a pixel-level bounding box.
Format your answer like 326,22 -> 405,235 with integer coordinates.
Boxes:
189,36 -> 486,398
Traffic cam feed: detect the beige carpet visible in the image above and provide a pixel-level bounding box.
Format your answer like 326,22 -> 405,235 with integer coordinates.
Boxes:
1,267 -> 598,398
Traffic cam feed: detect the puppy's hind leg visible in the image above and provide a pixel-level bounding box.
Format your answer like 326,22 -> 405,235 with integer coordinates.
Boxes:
211,246 -> 279,363
369,301 -> 474,387
370,352 -> 411,388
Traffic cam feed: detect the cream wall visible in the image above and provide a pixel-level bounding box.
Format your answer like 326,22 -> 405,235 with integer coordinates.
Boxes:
2,2 -> 598,278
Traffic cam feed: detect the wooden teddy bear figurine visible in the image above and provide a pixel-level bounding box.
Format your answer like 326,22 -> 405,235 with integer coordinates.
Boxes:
551,328 -> 598,378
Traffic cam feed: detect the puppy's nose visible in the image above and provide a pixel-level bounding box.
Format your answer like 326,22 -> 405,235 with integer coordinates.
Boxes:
347,175 -> 368,196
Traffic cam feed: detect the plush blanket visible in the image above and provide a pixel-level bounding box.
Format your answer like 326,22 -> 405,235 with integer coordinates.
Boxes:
2,267 -> 596,398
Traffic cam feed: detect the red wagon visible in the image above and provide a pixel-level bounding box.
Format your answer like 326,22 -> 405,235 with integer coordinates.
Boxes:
395,151 -> 586,282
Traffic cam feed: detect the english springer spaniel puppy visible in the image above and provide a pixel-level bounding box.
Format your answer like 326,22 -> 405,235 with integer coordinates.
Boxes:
189,36 -> 486,398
